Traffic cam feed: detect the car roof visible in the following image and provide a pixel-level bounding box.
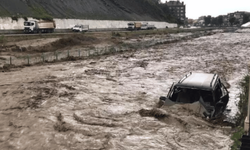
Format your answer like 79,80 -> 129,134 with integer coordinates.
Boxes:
175,72 -> 218,90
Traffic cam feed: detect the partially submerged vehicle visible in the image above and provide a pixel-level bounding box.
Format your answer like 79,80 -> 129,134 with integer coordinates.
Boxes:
160,72 -> 229,118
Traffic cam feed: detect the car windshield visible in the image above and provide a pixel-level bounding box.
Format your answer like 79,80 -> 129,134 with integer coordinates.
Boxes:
24,22 -> 31,26
171,87 -> 213,104
74,25 -> 80,27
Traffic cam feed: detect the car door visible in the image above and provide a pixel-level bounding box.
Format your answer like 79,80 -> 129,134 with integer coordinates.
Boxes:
167,83 -> 175,100
220,83 -> 229,104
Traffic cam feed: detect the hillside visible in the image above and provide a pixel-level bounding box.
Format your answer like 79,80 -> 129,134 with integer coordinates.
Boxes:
0,0 -> 173,21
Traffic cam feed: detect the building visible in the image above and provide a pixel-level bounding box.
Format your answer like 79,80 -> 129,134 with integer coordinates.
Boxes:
195,16 -> 205,26
196,11 -> 250,27
165,0 -> 186,24
226,11 -> 250,25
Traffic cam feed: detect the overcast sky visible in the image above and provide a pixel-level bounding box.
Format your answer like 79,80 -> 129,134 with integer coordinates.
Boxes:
161,0 -> 250,19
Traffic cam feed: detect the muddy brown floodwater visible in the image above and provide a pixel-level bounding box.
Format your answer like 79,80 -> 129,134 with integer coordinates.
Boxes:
2,30 -> 250,149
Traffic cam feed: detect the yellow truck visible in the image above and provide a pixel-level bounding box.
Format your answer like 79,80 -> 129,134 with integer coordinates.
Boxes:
127,22 -> 141,30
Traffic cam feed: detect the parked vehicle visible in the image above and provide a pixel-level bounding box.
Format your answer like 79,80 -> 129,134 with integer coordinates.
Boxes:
160,72 -> 229,118
72,24 -> 89,32
24,20 -> 56,33
127,22 -> 141,30
128,22 -> 155,30
147,24 -> 156,30
134,22 -> 141,30
127,22 -> 135,30
141,23 -> 148,30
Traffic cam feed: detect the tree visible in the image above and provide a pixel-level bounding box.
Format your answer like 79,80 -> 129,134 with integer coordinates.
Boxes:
229,17 -> 236,26
211,17 -> 217,26
234,20 -> 240,26
176,18 -> 184,25
204,15 -> 211,26
188,19 -> 193,24
217,16 -> 223,26
243,14 -> 250,24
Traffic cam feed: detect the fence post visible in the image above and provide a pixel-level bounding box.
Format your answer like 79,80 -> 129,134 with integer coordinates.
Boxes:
67,50 -> 70,57
78,50 -> 80,57
42,53 -> 45,62
10,57 -> 12,65
249,75 -> 250,135
56,51 -> 58,60
27,55 -> 30,65
248,67 -> 250,135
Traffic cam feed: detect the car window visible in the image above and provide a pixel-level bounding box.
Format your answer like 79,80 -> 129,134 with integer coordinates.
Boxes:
214,85 -> 222,101
200,90 -> 213,104
220,83 -> 228,96
172,88 -> 199,103
175,88 -> 191,103
24,22 -> 30,26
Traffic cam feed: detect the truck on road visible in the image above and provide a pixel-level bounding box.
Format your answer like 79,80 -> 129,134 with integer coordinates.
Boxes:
128,22 -> 155,30
24,20 -> 56,33
127,22 -> 141,30
72,24 -> 89,32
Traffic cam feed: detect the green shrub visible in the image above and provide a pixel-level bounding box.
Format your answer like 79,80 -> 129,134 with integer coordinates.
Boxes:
11,16 -> 18,21
32,6 -> 53,21
231,127 -> 245,150
111,32 -> 121,37
23,16 -> 28,21
230,75 -> 249,149
235,75 -> 249,127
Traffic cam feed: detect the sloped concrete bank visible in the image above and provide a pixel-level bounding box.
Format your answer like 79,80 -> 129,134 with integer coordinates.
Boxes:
0,17 -> 177,30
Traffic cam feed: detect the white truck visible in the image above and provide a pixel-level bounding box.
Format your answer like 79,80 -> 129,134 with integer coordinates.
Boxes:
141,23 -> 148,30
72,24 -> 89,32
127,22 -> 135,30
24,20 -> 56,33
147,24 -> 156,30
128,22 -> 155,30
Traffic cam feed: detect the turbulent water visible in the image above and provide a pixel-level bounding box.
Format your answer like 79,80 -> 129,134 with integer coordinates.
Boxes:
2,30 -> 250,149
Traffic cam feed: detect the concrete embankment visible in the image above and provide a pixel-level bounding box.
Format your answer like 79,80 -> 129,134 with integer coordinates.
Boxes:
0,17 -> 177,30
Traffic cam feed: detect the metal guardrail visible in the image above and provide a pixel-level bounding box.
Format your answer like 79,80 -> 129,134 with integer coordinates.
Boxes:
0,28 -> 127,35
0,27 -> 241,35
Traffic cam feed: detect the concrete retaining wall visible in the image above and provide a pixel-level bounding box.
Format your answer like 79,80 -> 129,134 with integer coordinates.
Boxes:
0,17 -> 177,30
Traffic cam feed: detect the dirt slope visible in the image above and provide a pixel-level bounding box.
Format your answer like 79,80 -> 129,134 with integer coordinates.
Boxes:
0,0 -> 170,21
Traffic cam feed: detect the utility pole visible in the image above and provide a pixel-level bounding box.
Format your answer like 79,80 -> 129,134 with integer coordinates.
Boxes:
240,65 -> 250,150
248,72 -> 250,135
248,63 -> 250,135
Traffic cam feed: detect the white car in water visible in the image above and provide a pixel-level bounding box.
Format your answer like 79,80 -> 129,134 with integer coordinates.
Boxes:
160,72 -> 229,118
